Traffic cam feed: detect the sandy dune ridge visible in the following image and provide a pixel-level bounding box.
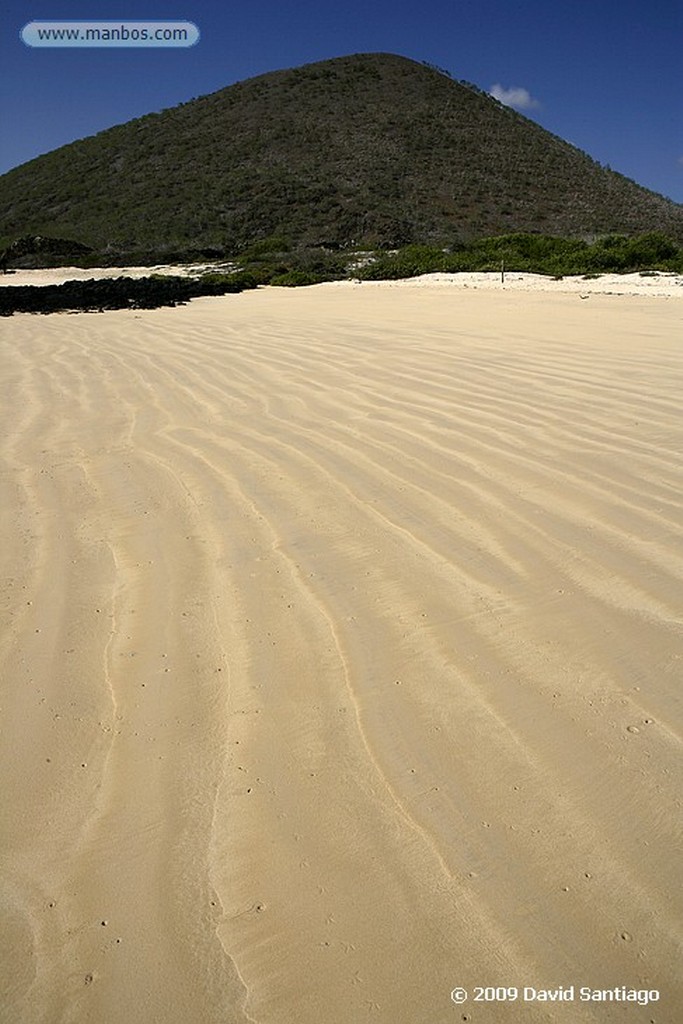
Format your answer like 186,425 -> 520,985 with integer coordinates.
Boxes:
0,281 -> 681,1023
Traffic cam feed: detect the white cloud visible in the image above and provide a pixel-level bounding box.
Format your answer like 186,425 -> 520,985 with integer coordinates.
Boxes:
490,84 -> 541,110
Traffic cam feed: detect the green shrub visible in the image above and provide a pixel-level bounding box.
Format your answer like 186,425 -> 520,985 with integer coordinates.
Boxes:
357,244 -> 449,280
270,269 -> 323,287
240,235 -> 291,259
200,271 -> 241,285
624,232 -> 679,268
350,232 -> 683,281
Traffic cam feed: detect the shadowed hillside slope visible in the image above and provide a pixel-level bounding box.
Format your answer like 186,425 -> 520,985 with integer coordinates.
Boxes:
2,52 -> 682,254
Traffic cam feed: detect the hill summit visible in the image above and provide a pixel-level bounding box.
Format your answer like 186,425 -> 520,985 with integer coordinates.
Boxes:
2,52 -> 682,255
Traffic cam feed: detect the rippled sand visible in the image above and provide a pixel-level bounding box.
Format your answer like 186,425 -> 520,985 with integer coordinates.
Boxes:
1,283 -> 681,1023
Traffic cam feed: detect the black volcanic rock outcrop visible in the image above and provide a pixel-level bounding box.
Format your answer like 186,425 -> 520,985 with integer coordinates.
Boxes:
1,52 -> 682,253
0,273 -> 259,316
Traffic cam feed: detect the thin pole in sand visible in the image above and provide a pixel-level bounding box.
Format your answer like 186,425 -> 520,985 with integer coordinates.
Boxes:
501,259 -> 505,285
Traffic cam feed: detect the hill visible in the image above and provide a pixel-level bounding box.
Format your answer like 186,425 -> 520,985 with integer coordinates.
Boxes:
1,52 -> 682,258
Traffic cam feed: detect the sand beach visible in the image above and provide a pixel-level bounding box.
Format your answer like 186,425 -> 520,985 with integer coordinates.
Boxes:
1,275 -> 681,1023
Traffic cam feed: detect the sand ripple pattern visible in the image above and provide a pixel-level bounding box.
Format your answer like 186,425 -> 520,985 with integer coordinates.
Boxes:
1,285 -> 681,1024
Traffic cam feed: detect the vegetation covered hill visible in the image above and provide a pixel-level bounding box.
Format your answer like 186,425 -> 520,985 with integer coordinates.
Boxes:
1,52 -> 683,259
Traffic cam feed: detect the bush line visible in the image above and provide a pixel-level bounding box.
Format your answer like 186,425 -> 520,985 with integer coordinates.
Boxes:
2,233 -> 681,315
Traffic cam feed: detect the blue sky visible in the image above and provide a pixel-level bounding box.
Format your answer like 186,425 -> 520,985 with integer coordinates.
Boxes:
1,0 -> 681,202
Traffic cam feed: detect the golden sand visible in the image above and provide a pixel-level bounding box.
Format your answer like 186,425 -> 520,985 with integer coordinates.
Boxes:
1,281 -> 681,1023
